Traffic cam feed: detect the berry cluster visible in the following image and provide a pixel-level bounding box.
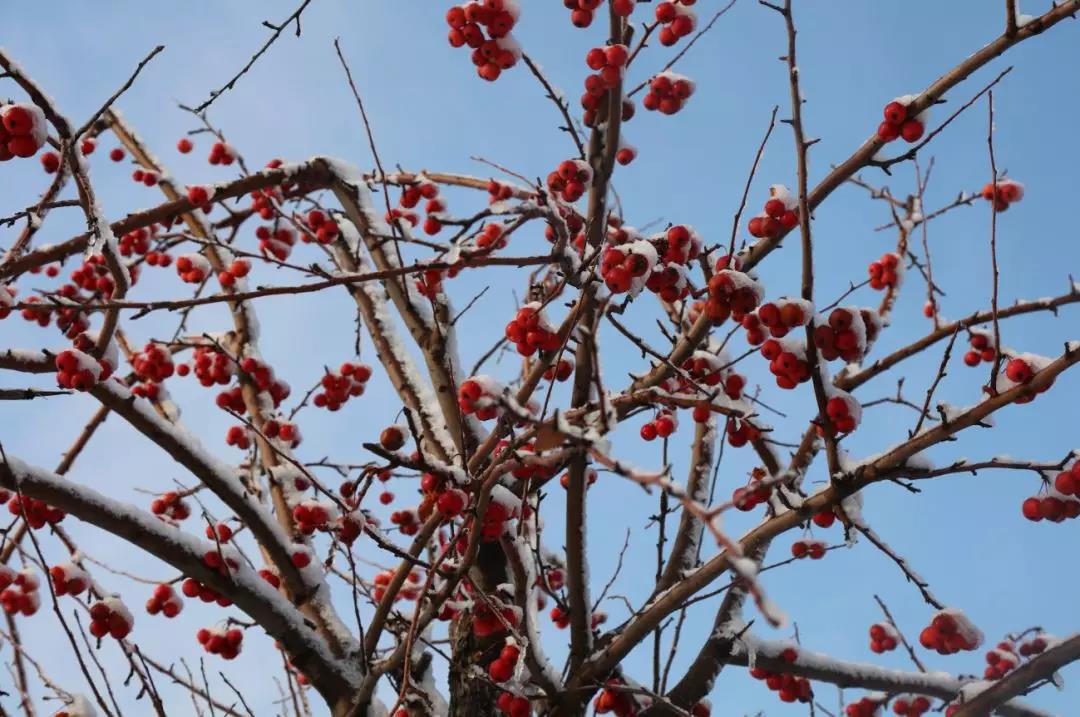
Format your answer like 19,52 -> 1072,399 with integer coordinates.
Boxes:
845,697 -> 884,717
132,342 -> 175,384
471,596 -> 521,637
984,640 -> 1020,680
505,303 -> 561,356
582,44 -> 628,120
655,1 -> 698,45
186,346 -> 233,386
263,418 -> 302,448
487,641 -> 521,683
496,691 -> 532,717
487,178 -> 515,204
981,178 -> 1024,212
877,97 -> 927,144
196,626 -> 244,659
918,610 -> 983,655
8,494 -> 66,529
0,104 -> 47,161
725,416 -> 762,448
459,375 -> 504,420
593,678 -> 641,716
49,563 -> 89,596
760,338 -> 811,390
791,538 -> 827,559
314,362 -> 371,410
868,252 -> 902,291
176,253 -> 211,284
670,351 -> 746,403
217,258 -> 251,288
643,71 -> 695,115
813,307 -> 880,363
868,621 -> 899,653
55,344 -> 115,392
145,583 -> 184,618
150,491 -> 191,522
88,598 -> 134,640
747,185 -> 800,240
962,330 -> 996,367
0,568 -> 40,616
547,159 -> 593,203
181,575 -> 231,607
446,1 -> 521,82
640,409 -> 678,441
890,695 -> 932,717
207,141 -> 238,166
296,209 -> 341,245
477,222 -> 508,250
704,255 -> 764,325
749,656 -> 813,704
256,225 -> 296,260
994,354 -> 1054,404
601,237 -> 658,295
732,472 -> 772,509
824,391 -> 861,435
543,357 -> 575,382
1018,633 -> 1049,657
238,356 -> 291,407
1021,461 -> 1080,522
743,298 -> 812,344
391,177 -> 450,235
70,254 -> 122,297
131,168 -> 161,187
292,500 -> 337,535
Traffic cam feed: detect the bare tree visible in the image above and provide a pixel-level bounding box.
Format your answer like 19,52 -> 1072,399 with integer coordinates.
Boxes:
0,2 -> 1078,717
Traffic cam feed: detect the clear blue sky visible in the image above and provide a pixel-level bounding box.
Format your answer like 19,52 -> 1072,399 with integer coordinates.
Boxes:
2,1 -> 1079,715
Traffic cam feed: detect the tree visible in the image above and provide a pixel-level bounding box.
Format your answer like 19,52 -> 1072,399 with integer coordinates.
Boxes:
0,1 -> 1078,716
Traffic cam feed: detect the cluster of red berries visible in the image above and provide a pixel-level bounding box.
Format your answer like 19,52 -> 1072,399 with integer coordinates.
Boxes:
868,621 -> 900,653
704,255 -> 764,325
476,221 -> 508,250
984,640 -> 1020,680
748,185 -> 800,239
391,177 -> 448,235
145,584 -> 184,618
743,298 -> 812,345
495,691 -> 532,717
877,97 -> 927,144
459,376 -> 503,420
671,351 -> 746,402
371,569 -> 423,603
1018,633 -> 1049,657
845,697 -> 884,717
640,409 -> 678,441
0,104 -> 46,161
479,494 -> 519,541
131,168 -> 161,187
791,538 -> 827,559
655,1 -> 698,45
315,361 -> 371,410
70,253 -> 124,297
389,508 -> 421,536
749,650 -> 813,704
824,392 -> 861,435
55,344 -> 115,391
643,71 -> 695,115
505,303 -> 561,356
0,568 -> 40,616
181,575 -> 232,608
487,642 -> 521,683
176,253 -> 211,284
216,258 -> 250,288
962,331 -> 996,367
183,346 -> 232,386
8,494 -> 66,528
487,178 -> 516,204
150,491 -> 191,522
416,261 -> 463,298
292,500 -> 336,535
582,44 -> 628,118
600,239 -> 658,295
17,295 -> 54,328
472,596 -> 521,638
543,357 -> 575,382
296,209 -> 340,245
981,179 -> 1024,212
732,471 -> 772,509
207,141 -> 238,166
238,356 -> 291,407
868,252 -> 902,290
1021,492 -> 1080,524
256,225 -> 296,261
197,626 -> 244,659
918,610 -> 983,655
813,307 -> 879,363
593,678 -> 641,716
995,354 -> 1054,404
725,416 -> 762,448
890,695 -> 932,717
132,342 -> 175,385
88,599 -> 134,640
760,338 -> 811,390
263,418 -> 302,448
564,0 -> 636,28
118,225 -> 162,258
547,159 -> 593,204
446,1 -> 521,82
48,563 -> 89,596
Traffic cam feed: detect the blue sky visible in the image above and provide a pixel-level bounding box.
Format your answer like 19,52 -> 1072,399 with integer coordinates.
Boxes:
2,1 -> 1079,715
